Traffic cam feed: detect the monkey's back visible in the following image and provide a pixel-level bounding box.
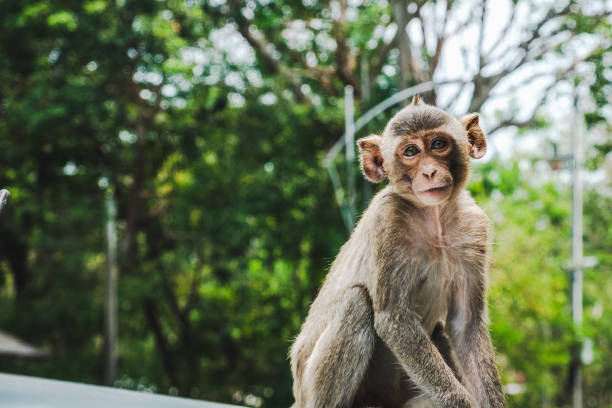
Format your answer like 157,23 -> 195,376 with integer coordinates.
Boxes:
300,186 -> 392,326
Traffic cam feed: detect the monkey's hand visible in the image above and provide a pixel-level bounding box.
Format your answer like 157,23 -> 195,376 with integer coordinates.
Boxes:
374,310 -> 476,408
438,392 -> 477,408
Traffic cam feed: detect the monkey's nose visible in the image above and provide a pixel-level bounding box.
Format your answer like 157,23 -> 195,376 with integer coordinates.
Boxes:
422,168 -> 437,179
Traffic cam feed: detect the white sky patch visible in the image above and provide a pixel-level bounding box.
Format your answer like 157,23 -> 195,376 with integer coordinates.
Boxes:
330,1 -> 342,20
98,177 -> 109,189
161,84 -> 178,98
383,22 -> 397,43
170,74 -> 191,92
282,20 -> 314,51
228,92 -> 245,108
133,70 -> 163,86
86,61 -> 98,71
306,51 -> 317,67
260,92 -> 277,105
48,49 -> 60,63
119,130 -> 137,144
192,65 -> 204,77
315,31 -> 337,51
406,19 -> 424,55
63,162 -> 78,176
245,69 -> 263,87
224,71 -> 246,91
204,65 -> 222,85
139,89 -> 156,102
382,65 -> 396,77
488,129 -> 515,161
181,47 -> 210,65
161,10 -> 173,21
209,24 -> 256,66
172,98 -> 187,109
241,6 -> 254,20
309,18 -> 325,30
208,0 -> 226,7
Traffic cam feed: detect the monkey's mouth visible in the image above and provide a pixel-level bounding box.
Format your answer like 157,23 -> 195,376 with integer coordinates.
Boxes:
419,185 -> 451,194
416,184 -> 452,204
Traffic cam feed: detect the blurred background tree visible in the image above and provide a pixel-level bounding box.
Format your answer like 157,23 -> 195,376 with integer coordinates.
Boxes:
0,0 -> 610,407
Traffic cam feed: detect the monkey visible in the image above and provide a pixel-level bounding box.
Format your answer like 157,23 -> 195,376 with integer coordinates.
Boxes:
289,95 -> 505,408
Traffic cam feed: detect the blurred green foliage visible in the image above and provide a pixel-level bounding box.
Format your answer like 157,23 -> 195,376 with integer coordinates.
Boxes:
0,1 -> 610,408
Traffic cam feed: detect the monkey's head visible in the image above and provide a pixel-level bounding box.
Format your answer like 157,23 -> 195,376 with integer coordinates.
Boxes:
357,96 -> 486,207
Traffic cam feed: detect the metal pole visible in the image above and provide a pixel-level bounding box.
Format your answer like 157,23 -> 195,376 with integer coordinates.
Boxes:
324,81 -> 467,168
328,163 -> 355,232
345,86 -> 355,229
359,59 -> 373,208
0,190 -> 10,213
570,95 -> 583,408
105,188 -> 118,386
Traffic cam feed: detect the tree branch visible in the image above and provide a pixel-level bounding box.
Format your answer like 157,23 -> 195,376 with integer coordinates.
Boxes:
488,78 -> 557,135
393,0 -> 429,90
469,3 -> 573,112
331,0 -> 359,93
205,2 -> 309,102
486,0 -> 519,57
441,81 -> 468,111
489,3 -> 571,64
393,0 -> 413,89
428,0 -> 451,79
183,268 -> 202,318
477,0 -> 487,70
143,300 -> 180,387
414,10 -> 432,83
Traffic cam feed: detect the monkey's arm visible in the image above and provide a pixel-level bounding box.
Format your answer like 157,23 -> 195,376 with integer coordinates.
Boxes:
291,285 -> 377,408
448,281 -> 505,408
374,309 -> 475,408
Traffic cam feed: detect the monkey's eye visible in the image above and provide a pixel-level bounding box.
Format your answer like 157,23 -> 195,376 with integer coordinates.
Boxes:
431,138 -> 447,150
403,145 -> 420,157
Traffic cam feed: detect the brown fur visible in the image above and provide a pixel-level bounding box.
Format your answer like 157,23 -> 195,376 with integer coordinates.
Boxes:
290,100 -> 504,408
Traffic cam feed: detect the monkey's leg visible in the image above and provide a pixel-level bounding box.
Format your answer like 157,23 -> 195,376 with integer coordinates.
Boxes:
399,324 -> 460,408
448,273 -> 505,407
430,322 -> 464,385
299,285 -> 376,408
374,311 -> 475,408
448,317 -> 505,408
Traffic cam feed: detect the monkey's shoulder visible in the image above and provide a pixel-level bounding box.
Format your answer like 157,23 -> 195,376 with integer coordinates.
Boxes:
450,191 -> 490,229
365,190 -> 418,225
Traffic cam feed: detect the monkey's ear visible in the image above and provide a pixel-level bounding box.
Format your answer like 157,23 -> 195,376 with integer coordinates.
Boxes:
461,113 -> 487,159
357,135 -> 386,183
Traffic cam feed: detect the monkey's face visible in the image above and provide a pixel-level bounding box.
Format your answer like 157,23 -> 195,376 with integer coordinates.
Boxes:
391,131 -> 456,206
357,98 -> 487,207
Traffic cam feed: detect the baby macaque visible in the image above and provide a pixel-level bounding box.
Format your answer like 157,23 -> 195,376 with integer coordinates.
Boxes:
290,96 -> 504,408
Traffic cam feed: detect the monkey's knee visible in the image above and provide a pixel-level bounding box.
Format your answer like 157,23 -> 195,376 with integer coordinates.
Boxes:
342,284 -> 374,322
305,285 -> 375,374
290,334 -> 309,379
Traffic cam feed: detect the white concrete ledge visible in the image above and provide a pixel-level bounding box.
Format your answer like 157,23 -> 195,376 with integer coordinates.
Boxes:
0,373 -> 243,408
